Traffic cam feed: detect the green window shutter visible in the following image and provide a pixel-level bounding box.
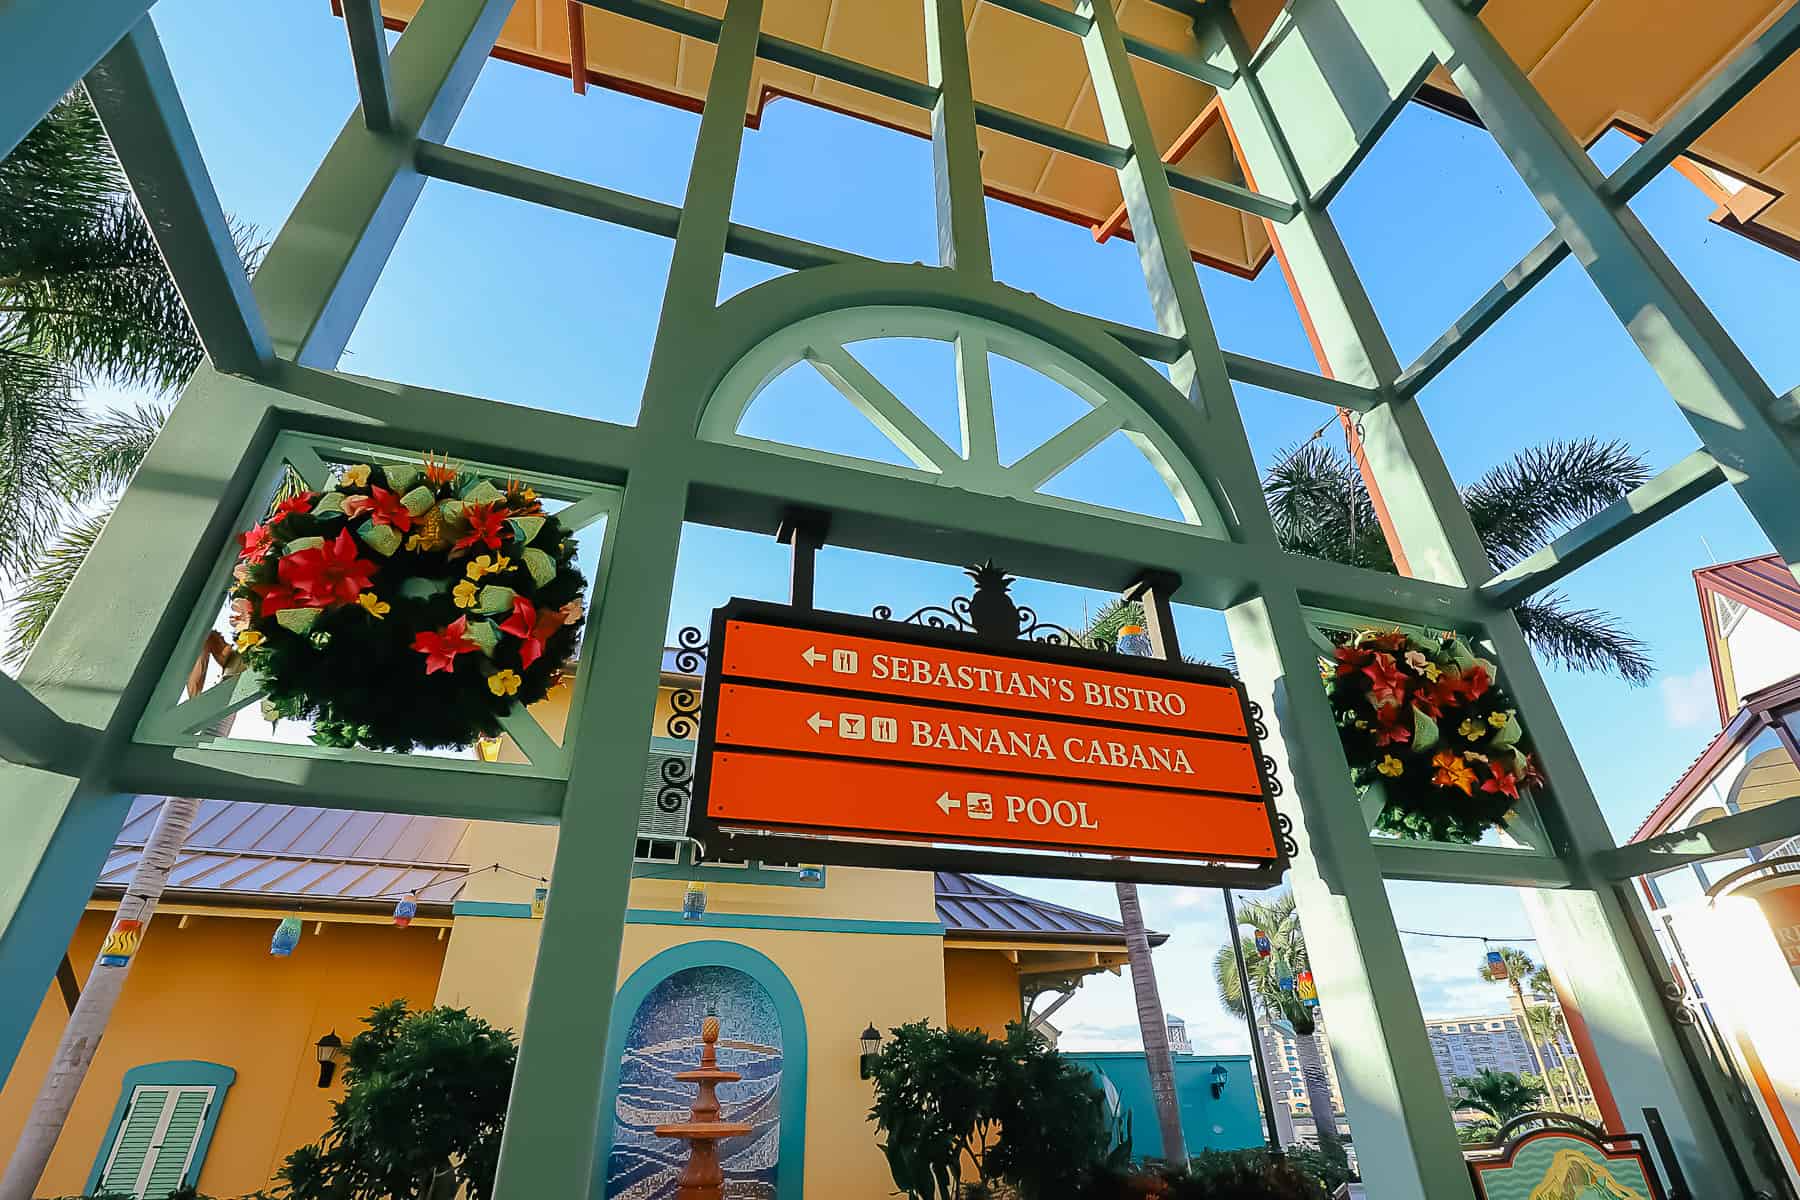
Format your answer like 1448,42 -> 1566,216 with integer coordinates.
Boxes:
142,1088 -> 211,1197
99,1087 -> 170,1195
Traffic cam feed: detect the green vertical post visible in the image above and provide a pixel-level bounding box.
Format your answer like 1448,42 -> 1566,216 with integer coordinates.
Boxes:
1409,0 -> 1800,581
922,0 -> 990,278
0,0 -> 153,159
490,3 -> 765,1195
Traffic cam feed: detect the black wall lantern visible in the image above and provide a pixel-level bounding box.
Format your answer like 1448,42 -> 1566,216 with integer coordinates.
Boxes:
1210,1063 -> 1229,1099
315,1030 -> 346,1088
859,1023 -> 882,1079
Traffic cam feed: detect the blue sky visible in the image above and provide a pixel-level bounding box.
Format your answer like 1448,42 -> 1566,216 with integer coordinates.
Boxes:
135,2 -> 1800,1056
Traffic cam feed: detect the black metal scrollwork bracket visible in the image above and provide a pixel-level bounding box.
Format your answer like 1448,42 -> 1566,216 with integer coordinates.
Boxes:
658,626 -> 708,818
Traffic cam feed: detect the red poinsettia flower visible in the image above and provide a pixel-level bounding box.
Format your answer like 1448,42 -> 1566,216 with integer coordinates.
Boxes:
1411,690 -> 1443,719
342,486 -> 415,532
1519,754 -> 1546,789
278,530 -> 379,607
413,616 -> 478,675
1332,645 -> 1371,677
1372,717 -> 1412,747
1462,664 -> 1492,701
255,582 -> 301,616
271,492 -> 317,524
454,501 -> 508,554
1480,761 -> 1520,800
1362,652 -> 1409,711
238,523 -> 275,561
499,596 -> 565,669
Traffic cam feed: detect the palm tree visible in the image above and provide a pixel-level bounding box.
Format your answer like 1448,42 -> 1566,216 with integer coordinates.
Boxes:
1449,1068 -> 1546,1125
0,92 -> 253,1200
1264,438 -> 1654,683
1478,946 -> 1564,1111
1213,891 -> 1341,1150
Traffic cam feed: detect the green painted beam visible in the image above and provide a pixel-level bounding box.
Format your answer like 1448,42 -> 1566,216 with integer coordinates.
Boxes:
1222,351 -> 1382,412
1482,449 -> 1729,607
1095,317 -> 1185,362
1395,231 -> 1568,398
84,20 -> 276,379
985,0 -> 1091,36
1417,0 -> 1800,579
416,141 -> 863,273
0,0 -> 151,160
974,102 -> 1131,168
0,675 -> 86,773
1165,166 -> 1298,223
342,0 -> 396,132
1371,840 -> 1573,888
574,0 -> 719,43
111,744 -> 562,822
760,32 -> 939,110
1121,32 -> 1236,90
924,0 -> 993,277
1595,792 -> 1800,880
1604,4 -> 1800,203
252,0 -> 510,364
1307,60 -> 1437,209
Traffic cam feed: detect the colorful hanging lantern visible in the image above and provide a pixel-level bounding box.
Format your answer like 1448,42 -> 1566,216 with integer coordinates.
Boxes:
1277,972 -> 1296,993
1296,970 -> 1318,1006
681,881 -> 708,921
97,917 -> 144,968
1485,949 -> 1509,981
1115,623 -> 1153,657
270,915 -> 303,958
531,886 -> 549,918
1253,929 -> 1272,959
392,892 -> 418,928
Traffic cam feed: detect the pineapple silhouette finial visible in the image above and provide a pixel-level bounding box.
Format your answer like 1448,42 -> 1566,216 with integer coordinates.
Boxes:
966,561 -> 1021,641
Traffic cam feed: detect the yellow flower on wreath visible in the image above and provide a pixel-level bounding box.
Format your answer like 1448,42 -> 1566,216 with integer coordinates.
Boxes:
452,580 -> 479,609
1488,709 -> 1512,728
487,669 -> 522,697
339,463 -> 372,487
235,629 -> 265,651
1458,717 -> 1486,740
356,592 -> 391,619
1376,755 -> 1404,778
466,554 -> 511,580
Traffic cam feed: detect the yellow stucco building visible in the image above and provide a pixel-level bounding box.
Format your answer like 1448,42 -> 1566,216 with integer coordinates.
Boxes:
0,657 -> 1154,1198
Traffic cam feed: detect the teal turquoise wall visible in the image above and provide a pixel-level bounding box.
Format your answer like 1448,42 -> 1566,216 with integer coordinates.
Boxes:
1065,1052 -> 1262,1158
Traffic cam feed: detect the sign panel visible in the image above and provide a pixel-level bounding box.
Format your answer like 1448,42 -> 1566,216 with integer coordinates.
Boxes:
686,599 -> 1287,882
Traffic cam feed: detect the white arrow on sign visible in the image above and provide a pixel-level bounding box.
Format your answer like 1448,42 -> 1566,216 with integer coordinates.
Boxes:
806,712 -> 833,734
936,792 -> 960,814
801,646 -> 825,667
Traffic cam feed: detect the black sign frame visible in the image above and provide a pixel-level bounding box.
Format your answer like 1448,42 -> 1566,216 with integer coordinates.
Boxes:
681,597 -> 1292,888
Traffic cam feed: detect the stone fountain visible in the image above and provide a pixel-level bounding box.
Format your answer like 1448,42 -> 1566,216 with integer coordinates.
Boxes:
652,1006 -> 753,1200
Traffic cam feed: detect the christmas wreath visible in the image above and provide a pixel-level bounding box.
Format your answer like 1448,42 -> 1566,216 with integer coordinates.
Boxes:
1325,628 -> 1543,843
229,455 -> 585,752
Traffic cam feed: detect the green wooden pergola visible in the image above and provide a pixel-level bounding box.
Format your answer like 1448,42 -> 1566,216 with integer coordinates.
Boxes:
4,0 -> 1800,1196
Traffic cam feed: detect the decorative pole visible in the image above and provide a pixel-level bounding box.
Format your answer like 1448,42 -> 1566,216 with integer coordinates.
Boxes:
652,1007 -> 752,1200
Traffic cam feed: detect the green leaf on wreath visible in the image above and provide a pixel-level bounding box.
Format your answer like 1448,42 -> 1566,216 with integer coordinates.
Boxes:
275,606 -> 321,634
505,515 -> 545,545
399,485 -> 437,516
463,618 -> 500,657
282,535 -> 325,555
1412,705 -> 1440,754
398,576 -> 448,600
437,499 -> 465,527
1446,638 -> 1477,672
521,547 -> 556,588
312,492 -> 346,519
476,584 -> 517,616
1491,712 -> 1523,748
357,521 -> 403,557
382,463 -> 422,493
460,479 -> 505,507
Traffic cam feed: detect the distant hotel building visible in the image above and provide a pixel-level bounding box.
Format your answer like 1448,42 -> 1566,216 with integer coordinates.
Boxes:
1425,1013 -> 1538,1084
1256,1012 -> 1348,1148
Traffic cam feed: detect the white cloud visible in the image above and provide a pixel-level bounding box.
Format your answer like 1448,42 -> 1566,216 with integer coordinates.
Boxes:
1660,664 -> 1717,729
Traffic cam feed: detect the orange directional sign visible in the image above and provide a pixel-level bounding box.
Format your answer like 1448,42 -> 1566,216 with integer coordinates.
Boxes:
687,599 -> 1288,881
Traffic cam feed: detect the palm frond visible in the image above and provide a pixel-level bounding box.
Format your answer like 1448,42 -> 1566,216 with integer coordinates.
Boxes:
54,400 -> 169,503
1261,441 -> 1394,572
1461,438 -> 1649,570
0,337 -> 78,574
4,509 -> 105,666
0,92 -> 123,266
1515,592 -> 1654,685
